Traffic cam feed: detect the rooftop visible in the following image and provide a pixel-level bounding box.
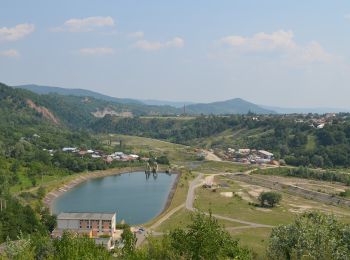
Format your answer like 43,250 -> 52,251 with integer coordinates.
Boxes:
57,212 -> 116,221
258,150 -> 274,156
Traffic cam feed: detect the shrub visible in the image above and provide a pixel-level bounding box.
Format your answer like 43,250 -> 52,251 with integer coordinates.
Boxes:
339,189 -> 350,198
258,191 -> 282,207
267,212 -> 350,259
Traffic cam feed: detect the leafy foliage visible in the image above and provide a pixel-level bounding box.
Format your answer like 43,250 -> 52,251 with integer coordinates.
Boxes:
258,192 -> 282,207
2,232 -> 112,260
267,212 -> 350,260
129,212 -> 251,260
120,225 -> 136,256
0,195 -> 50,243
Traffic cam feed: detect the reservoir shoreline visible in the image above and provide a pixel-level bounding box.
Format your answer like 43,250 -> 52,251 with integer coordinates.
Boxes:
44,167 -> 179,225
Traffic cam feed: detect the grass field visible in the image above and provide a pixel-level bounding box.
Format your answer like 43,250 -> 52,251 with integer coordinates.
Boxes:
10,171 -> 69,193
305,134 -> 317,151
228,227 -> 271,259
190,127 -> 273,149
101,134 -> 197,163
154,172 -> 350,256
194,160 -> 253,173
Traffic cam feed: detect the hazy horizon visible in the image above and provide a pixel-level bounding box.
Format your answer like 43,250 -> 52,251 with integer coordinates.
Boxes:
1,1 -> 350,108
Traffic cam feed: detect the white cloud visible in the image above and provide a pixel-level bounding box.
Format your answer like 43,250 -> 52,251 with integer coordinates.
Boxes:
53,16 -> 115,32
220,30 -> 296,51
134,37 -> 184,51
345,14 -> 350,19
79,47 -> 115,55
128,31 -> 144,38
0,23 -> 35,42
166,37 -> 185,48
299,42 -> 332,63
0,49 -> 20,57
219,30 -> 332,63
220,36 -> 246,46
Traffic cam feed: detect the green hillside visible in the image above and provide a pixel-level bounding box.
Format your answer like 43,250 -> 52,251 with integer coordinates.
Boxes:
15,84 -> 276,115
15,84 -> 142,104
185,98 -> 275,115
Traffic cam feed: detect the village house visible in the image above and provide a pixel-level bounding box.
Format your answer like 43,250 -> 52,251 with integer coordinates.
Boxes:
226,147 -> 275,165
62,147 -> 77,152
238,148 -> 251,155
257,150 -> 274,160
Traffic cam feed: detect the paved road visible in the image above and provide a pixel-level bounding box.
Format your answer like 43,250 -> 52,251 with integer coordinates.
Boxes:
136,174 -> 204,247
136,171 -> 272,247
136,203 -> 185,247
186,173 -> 203,211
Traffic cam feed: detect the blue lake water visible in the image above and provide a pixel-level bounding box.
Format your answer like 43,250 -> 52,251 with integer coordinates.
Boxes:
52,172 -> 177,225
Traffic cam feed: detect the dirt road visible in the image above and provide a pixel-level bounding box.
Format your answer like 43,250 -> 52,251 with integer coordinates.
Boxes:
204,150 -> 222,161
185,173 -> 272,228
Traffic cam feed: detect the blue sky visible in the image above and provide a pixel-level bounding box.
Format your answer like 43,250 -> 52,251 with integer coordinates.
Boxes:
1,0 -> 350,107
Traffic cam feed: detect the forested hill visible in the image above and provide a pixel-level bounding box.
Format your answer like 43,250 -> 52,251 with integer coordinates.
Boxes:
92,114 -> 350,168
15,84 -> 142,105
14,84 -> 275,115
185,98 -> 275,115
1,83 -> 179,129
0,82 -> 91,144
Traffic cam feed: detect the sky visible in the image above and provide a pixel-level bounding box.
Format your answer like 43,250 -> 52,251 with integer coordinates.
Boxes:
1,0 -> 350,108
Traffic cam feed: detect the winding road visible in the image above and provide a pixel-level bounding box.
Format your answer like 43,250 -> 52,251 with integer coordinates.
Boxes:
185,173 -> 272,228
136,172 -> 272,247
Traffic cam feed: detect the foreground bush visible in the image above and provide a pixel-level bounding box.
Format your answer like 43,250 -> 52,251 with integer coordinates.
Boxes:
129,212 -> 252,260
2,232 -> 112,260
268,212 -> 350,260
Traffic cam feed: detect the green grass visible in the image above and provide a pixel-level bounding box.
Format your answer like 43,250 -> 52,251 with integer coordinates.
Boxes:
10,172 -> 69,193
144,170 -> 196,228
228,227 -> 271,258
192,174 -> 350,256
190,126 -> 272,149
153,208 -> 192,232
154,208 -> 246,233
100,134 -> 197,163
194,186 -> 294,226
305,134 -> 316,151
195,161 -> 252,174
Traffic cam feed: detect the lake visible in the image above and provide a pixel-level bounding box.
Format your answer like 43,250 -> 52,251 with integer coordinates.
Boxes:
52,171 -> 177,225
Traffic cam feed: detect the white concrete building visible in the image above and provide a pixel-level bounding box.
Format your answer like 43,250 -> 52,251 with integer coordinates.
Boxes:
257,150 -> 274,160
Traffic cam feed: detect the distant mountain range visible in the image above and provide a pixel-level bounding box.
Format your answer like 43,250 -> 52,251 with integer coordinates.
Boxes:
261,105 -> 350,114
185,98 -> 275,115
14,84 -> 274,115
141,99 -> 195,108
15,84 -> 142,105
14,84 -> 350,115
